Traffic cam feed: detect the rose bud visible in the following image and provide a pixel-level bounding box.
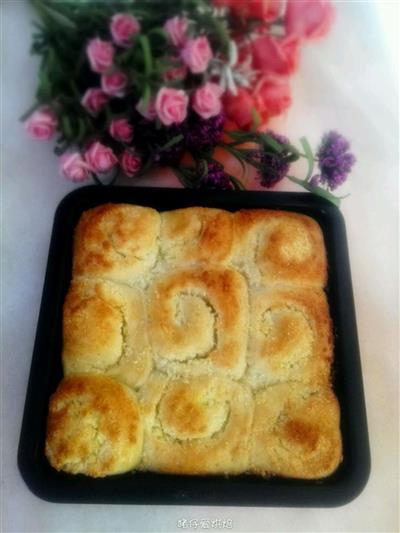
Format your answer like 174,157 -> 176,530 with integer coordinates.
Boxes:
121,150 -> 142,177
24,106 -> 58,140
164,16 -> 188,47
155,87 -> 189,126
192,82 -> 224,119
109,118 -> 134,143
110,13 -> 141,47
181,36 -> 212,74
84,141 -> 118,173
81,88 -> 109,117
59,152 -> 91,182
86,38 -> 114,73
101,70 -> 128,98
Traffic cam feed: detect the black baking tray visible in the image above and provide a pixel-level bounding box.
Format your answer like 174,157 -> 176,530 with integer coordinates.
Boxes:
18,186 -> 370,506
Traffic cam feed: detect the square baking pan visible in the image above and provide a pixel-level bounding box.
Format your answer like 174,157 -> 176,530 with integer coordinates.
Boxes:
18,186 -> 370,506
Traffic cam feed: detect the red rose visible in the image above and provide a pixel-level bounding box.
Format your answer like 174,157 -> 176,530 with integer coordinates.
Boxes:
223,88 -> 256,130
214,0 -> 282,22
251,34 -> 300,76
285,0 -> 335,41
254,75 -> 292,121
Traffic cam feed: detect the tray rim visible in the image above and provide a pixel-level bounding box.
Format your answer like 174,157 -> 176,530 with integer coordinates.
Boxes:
18,186 -> 371,507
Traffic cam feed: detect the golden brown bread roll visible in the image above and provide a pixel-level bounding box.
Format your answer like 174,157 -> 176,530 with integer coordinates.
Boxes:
232,210 -> 327,287
247,287 -> 332,388
62,278 -> 152,388
147,267 -> 248,379
160,207 -> 234,266
250,383 -> 342,479
138,374 -> 253,474
45,374 -> 143,477
73,203 -> 160,285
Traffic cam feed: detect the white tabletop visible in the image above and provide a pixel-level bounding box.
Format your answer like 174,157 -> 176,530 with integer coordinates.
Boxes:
2,1 -> 399,532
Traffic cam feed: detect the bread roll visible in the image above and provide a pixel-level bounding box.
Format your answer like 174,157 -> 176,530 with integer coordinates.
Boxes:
250,383 -> 342,479
45,374 -> 143,477
63,278 -> 152,388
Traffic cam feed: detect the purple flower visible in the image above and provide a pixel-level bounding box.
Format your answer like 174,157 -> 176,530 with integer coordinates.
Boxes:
315,131 -> 355,190
259,131 -> 290,188
183,113 -> 225,150
199,161 -> 233,190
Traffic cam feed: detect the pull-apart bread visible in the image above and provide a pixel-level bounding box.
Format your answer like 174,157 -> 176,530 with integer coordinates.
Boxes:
46,204 -> 342,479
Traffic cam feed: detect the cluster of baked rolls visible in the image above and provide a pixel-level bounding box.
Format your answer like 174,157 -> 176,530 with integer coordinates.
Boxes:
45,204 -> 342,479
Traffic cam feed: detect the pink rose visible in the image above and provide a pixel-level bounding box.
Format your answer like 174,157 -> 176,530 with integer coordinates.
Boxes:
59,152 -> 91,182
192,82 -> 224,119
24,106 -> 57,140
86,38 -> 114,73
285,0 -> 335,40
121,150 -> 142,177
251,35 -> 300,76
81,88 -> 109,116
254,75 -> 292,120
181,36 -> 212,74
136,97 -> 157,120
109,118 -> 133,143
110,13 -> 140,47
101,70 -> 128,97
84,142 -> 118,173
155,87 -> 188,126
164,16 -> 188,47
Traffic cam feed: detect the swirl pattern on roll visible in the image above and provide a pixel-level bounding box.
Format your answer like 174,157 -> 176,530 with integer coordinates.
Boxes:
63,279 -> 152,388
138,374 -> 253,474
232,210 -> 327,287
147,267 -> 248,379
45,374 -> 143,477
247,287 -> 332,388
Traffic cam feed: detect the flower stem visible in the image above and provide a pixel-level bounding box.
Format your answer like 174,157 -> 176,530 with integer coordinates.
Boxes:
287,175 -> 342,207
139,35 -> 153,77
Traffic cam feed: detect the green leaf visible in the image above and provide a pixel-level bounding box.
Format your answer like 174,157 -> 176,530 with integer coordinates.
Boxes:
138,35 -> 153,77
34,1 -> 78,31
300,136 -> 315,182
159,134 -> 184,151
217,142 -> 247,177
62,115 -> 73,139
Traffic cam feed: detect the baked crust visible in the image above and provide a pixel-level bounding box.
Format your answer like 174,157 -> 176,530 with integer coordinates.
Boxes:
138,375 -> 253,474
250,383 -> 342,479
160,207 -> 234,266
63,278 -> 152,388
247,287 -> 332,388
232,209 -> 327,287
45,374 -> 143,477
73,203 -> 160,285
147,267 -> 248,379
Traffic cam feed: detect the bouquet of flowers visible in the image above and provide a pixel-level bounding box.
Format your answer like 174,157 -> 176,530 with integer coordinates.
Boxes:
23,0 -> 355,206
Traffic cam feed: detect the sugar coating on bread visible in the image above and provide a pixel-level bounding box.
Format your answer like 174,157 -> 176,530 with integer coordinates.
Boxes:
138,375 -> 253,474
232,210 -> 327,287
45,374 -> 143,477
73,203 -> 160,286
63,278 -> 152,388
160,207 -> 234,266
247,287 -> 332,388
147,267 -> 248,379
47,203 -> 341,479
250,383 -> 342,479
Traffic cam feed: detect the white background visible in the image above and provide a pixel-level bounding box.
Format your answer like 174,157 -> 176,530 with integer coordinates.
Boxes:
1,1 -> 399,532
